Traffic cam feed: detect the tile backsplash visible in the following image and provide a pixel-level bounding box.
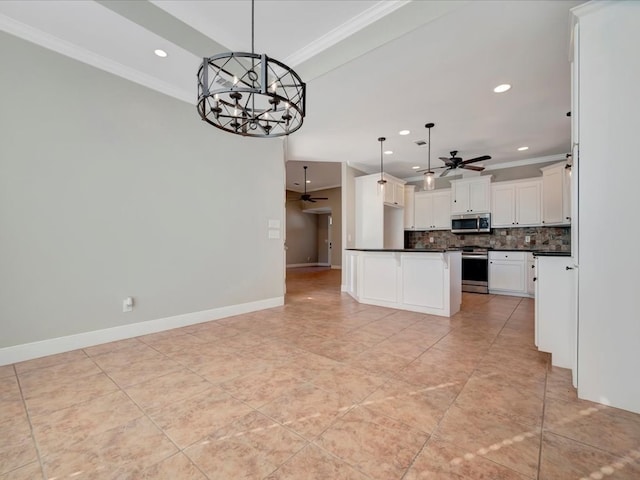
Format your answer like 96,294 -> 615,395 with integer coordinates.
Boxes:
405,226 -> 570,251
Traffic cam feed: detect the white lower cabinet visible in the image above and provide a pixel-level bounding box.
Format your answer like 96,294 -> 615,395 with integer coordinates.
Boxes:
488,251 -> 528,296
535,256 -> 576,383
527,253 -> 535,296
345,250 -> 462,317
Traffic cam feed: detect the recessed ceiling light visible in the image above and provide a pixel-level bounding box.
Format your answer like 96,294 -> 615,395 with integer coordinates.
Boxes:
517,146 -> 529,151
384,150 -> 393,155
306,180 -> 311,183
399,130 -> 410,136
493,83 -> 511,93
412,166 -> 421,170
154,49 -> 168,58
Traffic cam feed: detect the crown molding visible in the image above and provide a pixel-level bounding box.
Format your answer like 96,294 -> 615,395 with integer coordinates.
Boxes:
283,0 -> 410,67
0,13 -> 193,104
571,0 -> 615,18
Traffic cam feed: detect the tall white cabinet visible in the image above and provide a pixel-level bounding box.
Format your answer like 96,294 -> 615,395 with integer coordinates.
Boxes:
573,1 -> 640,414
355,173 -> 405,249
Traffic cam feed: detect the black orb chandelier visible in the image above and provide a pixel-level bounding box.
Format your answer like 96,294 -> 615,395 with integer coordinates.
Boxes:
197,0 -> 306,137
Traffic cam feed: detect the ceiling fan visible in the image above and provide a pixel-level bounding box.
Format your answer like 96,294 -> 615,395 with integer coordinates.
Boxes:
297,166 -> 328,203
419,150 -> 491,177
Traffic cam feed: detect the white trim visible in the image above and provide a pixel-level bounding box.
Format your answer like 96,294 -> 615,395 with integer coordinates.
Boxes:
284,0 -> 410,66
0,297 -> 283,366
0,13 -> 193,104
331,265 -> 342,270
571,0 -> 614,18
286,262 -> 320,268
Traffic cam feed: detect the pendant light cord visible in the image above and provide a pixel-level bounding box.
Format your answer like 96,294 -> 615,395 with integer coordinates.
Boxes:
380,139 -> 384,180
251,0 -> 255,55
428,126 -> 431,172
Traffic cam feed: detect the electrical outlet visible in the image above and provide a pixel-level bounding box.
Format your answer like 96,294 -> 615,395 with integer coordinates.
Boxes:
430,237 -> 434,243
525,235 -> 531,243
123,297 -> 134,313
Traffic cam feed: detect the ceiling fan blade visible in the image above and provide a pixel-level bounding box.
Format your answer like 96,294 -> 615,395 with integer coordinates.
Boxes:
462,155 -> 491,164
461,165 -> 485,171
311,197 -> 328,200
438,156 -> 451,161
440,168 -> 452,177
308,198 -> 317,203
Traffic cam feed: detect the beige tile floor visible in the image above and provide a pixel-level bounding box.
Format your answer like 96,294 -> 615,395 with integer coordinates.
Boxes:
2,267 -> 640,479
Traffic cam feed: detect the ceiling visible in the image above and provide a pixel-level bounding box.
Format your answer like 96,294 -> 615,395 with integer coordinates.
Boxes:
0,0 -> 582,193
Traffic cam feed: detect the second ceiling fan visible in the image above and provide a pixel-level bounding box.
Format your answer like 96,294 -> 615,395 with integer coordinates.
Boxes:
298,166 -> 328,203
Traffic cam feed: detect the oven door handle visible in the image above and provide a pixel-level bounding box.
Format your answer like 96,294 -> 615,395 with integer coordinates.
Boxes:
462,254 -> 488,260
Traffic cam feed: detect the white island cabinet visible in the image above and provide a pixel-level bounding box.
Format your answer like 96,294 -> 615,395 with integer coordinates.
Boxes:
345,250 -> 461,317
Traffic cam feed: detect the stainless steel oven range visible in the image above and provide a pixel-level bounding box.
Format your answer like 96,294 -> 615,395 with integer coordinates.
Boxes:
461,247 -> 489,294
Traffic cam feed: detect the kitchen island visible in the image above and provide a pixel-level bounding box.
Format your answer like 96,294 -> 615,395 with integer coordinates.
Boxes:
344,249 -> 462,317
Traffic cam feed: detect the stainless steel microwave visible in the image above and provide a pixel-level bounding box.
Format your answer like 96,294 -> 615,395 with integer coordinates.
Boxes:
451,213 -> 491,234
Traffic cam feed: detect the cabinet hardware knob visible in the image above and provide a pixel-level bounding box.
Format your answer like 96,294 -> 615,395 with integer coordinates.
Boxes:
531,265 -> 535,268
566,266 -> 573,270
533,277 -> 537,281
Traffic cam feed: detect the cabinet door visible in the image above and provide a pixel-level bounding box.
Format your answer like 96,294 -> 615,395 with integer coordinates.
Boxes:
527,259 -> 536,296
382,180 -> 394,205
489,260 -> 525,292
516,181 -> 542,226
542,168 -> 563,224
414,192 -> 433,230
404,186 -> 415,229
469,181 -> 490,212
432,191 -> 451,229
451,183 -> 469,214
563,168 -> 572,223
394,183 -> 405,207
492,184 -> 515,226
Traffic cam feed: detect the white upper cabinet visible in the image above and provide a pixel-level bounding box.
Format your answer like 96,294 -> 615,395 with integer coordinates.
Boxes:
403,185 -> 416,230
450,177 -> 492,214
414,189 -> 451,230
541,162 -> 571,225
382,174 -> 405,208
491,179 -> 542,227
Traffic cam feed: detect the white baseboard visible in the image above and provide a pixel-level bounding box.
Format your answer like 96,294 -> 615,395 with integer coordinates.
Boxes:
286,263 -> 323,268
331,265 -> 342,270
0,296 -> 284,366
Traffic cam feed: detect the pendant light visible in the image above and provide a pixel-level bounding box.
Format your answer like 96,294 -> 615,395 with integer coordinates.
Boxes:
377,137 -> 387,193
196,0 -> 306,137
423,122 -> 436,191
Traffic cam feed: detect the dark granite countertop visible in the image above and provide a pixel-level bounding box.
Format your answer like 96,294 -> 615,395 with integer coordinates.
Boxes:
347,248 -> 461,253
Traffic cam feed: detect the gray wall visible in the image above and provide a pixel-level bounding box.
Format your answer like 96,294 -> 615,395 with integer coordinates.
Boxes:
0,33 -> 285,348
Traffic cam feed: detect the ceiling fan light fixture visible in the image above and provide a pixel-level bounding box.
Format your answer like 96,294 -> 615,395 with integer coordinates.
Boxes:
197,0 -> 306,137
